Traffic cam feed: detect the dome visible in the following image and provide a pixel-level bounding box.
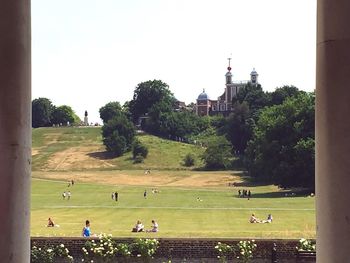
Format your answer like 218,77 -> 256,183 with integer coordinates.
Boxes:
197,89 -> 209,100
250,68 -> 258,75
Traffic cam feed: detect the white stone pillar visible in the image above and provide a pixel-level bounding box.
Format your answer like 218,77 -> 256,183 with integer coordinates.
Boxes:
316,0 -> 350,262
0,0 -> 31,262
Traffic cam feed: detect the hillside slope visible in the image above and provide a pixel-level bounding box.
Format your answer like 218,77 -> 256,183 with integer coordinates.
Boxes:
32,127 -> 205,171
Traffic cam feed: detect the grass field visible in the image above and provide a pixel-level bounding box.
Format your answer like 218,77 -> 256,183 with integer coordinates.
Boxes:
31,127 -> 316,239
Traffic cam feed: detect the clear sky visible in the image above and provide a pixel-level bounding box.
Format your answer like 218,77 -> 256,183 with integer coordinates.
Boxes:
32,0 -> 317,124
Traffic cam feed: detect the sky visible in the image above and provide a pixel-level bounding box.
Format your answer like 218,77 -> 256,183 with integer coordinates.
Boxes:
32,0 -> 317,124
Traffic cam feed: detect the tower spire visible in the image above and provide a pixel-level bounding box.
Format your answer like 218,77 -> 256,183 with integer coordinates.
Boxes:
227,57 -> 232,71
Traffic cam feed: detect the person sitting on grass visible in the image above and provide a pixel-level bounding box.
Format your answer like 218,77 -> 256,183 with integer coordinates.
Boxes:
132,220 -> 144,232
47,217 -> 55,227
146,220 -> 158,232
82,220 -> 91,237
249,213 -> 261,223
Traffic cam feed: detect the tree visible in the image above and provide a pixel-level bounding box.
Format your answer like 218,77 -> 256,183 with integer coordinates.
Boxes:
233,83 -> 270,118
269,85 -> 302,105
202,136 -> 232,170
132,139 -> 148,159
52,105 -> 79,125
224,102 -> 253,155
32,98 -> 55,127
129,80 -> 176,121
102,114 -> 135,156
245,92 -> 315,189
183,153 -> 195,167
99,102 -> 123,124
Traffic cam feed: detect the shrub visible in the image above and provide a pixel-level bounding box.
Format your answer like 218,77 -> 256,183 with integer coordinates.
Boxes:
132,139 -> 149,159
31,243 -> 73,263
296,238 -> 316,252
215,242 -> 235,263
132,238 -> 159,262
82,233 -> 118,262
134,154 -> 145,163
236,240 -> 257,263
183,153 -> 195,167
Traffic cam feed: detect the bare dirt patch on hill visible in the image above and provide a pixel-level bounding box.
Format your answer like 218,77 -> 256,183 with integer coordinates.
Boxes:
45,146 -> 114,170
32,170 -> 242,187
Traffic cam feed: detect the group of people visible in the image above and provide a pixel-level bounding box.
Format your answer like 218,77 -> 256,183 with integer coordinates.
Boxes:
249,214 -> 273,223
111,191 -> 119,201
238,189 -> 252,198
62,179 -> 75,200
132,220 -> 158,233
72,219 -> 159,237
62,191 -> 71,200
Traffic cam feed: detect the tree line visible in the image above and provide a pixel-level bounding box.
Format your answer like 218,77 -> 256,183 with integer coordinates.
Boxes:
33,79 -> 315,190
32,98 -> 81,128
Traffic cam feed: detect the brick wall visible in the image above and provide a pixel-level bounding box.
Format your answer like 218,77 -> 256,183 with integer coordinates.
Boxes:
31,237 -> 315,261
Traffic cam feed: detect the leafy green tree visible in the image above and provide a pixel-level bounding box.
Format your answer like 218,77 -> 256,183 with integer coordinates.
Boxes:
202,136 -> 232,170
269,85 -> 302,105
102,115 -> 135,156
32,98 -> 55,127
183,153 -> 195,167
224,102 -> 254,155
99,101 -> 123,124
132,139 -> 148,159
129,80 -> 176,121
51,105 -> 79,125
245,92 -> 315,189
233,83 -> 270,118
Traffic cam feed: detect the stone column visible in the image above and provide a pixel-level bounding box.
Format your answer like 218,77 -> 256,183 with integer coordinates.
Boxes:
0,1 -> 31,262
316,0 -> 350,262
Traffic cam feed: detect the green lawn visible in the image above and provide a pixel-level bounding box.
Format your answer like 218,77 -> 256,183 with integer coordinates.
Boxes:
31,127 -> 315,239
31,178 -> 315,238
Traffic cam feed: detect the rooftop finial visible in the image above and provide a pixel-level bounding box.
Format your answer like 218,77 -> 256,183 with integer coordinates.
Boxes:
227,57 -> 232,71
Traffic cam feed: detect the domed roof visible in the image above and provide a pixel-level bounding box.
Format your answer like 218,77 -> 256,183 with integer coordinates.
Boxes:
197,89 -> 209,100
225,71 -> 232,76
250,68 -> 258,75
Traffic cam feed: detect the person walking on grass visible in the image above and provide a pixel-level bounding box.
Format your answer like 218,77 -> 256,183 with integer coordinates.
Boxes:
115,191 -> 118,202
144,190 -> 147,199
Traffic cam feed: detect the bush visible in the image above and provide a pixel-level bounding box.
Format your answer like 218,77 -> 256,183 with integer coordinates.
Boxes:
82,233 -> 118,262
183,153 -> 195,167
132,238 -> 159,262
134,154 -> 145,163
31,243 -> 73,263
237,240 -> 257,263
132,139 -> 149,159
296,238 -> 316,252
215,242 -> 235,263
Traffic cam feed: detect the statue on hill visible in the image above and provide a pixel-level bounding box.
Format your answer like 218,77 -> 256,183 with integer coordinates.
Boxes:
84,110 -> 89,126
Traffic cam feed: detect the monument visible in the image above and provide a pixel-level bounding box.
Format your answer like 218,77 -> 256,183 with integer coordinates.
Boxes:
84,111 -> 89,126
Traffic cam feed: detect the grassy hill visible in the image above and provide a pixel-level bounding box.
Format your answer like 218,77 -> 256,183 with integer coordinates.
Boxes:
31,127 -> 315,239
32,127 -> 205,171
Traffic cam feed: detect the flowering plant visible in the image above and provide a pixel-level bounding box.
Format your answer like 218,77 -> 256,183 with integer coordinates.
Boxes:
214,242 -> 234,263
236,240 -> 257,263
82,233 -> 118,262
31,243 -> 73,263
296,238 -> 316,252
116,242 -> 132,258
132,238 -> 159,262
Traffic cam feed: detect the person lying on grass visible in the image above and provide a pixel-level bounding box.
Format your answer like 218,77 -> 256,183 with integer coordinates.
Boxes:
262,214 -> 273,223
